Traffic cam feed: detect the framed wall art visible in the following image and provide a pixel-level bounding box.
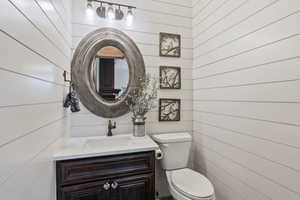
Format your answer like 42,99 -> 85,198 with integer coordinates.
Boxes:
159,32 -> 181,57
159,98 -> 181,121
160,66 -> 181,89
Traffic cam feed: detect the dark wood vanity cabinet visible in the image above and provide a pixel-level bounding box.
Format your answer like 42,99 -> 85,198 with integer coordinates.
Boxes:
56,151 -> 155,200
58,180 -> 110,200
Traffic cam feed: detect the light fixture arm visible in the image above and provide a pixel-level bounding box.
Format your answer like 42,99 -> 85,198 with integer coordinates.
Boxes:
88,0 -> 136,9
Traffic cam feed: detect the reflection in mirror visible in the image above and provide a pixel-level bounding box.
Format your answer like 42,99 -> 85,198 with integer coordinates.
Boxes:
90,46 -> 129,102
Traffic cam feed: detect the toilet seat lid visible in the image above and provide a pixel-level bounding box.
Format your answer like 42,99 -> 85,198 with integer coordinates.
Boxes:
170,168 -> 214,199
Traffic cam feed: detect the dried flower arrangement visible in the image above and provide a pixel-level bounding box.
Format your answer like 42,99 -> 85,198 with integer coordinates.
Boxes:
125,73 -> 159,118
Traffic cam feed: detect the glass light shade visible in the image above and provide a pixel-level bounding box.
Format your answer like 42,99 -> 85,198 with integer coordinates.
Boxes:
96,5 -> 106,18
86,2 -> 93,15
87,1 -> 93,9
107,5 -> 115,20
115,7 -> 124,20
126,8 -> 133,25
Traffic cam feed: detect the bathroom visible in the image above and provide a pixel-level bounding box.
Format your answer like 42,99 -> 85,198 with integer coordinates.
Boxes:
1,0 -> 300,199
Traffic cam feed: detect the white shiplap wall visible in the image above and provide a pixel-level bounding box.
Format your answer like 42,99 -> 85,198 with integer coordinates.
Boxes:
0,0 -> 72,199
71,1 -> 192,197
192,0 -> 300,200
71,0 -> 193,137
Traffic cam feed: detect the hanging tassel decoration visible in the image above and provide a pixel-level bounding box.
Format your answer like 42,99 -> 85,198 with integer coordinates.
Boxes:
63,71 -> 80,112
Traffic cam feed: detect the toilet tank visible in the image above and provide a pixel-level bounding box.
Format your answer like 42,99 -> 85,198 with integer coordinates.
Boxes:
152,132 -> 192,170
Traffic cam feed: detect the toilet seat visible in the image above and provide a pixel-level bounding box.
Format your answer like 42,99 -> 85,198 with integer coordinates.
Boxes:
168,168 -> 214,200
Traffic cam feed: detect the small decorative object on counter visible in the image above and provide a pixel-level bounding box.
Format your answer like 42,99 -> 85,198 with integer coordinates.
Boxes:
132,115 -> 147,137
126,74 -> 158,137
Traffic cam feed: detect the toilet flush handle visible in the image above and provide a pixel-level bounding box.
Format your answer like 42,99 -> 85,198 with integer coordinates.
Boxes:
161,144 -> 169,148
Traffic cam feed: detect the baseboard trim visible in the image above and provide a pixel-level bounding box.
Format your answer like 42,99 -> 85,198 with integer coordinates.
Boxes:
160,196 -> 173,200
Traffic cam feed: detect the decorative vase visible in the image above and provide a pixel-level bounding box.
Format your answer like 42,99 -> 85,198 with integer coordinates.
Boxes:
132,115 -> 146,137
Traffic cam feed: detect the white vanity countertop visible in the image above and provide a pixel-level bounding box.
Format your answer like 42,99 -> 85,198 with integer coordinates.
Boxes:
53,135 -> 159,161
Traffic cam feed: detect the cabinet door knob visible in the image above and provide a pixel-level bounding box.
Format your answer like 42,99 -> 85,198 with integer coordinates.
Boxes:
103,182 -> 110,190
111,181 -> 118,189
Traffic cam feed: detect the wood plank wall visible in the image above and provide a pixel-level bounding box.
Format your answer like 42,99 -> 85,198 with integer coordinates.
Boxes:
1,1 -> 298,199
0,0 -> 72,199
192,0 -> 300,199
71,1 -> 192,197
71,0 -> 193,137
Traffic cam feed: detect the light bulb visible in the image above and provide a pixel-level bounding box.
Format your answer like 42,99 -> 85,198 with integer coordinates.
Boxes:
107,4 -> 115,20
126,8 -> 133,25
87,1 -> 93,9
86,1 -> 93,15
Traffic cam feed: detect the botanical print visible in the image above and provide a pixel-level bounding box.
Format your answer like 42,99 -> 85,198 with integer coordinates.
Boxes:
159,33 -> 181,57
160,66 -> 181,89
159,99 -> 180,121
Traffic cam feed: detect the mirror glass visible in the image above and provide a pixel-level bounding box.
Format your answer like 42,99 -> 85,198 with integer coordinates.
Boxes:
90,46 -> 129,102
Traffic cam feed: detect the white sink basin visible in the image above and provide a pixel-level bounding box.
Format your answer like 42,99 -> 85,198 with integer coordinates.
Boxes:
85,135 -> 133,149
53,135 -> 159,161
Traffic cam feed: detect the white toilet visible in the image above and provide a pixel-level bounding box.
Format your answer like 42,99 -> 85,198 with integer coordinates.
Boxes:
152,132 -> 215,200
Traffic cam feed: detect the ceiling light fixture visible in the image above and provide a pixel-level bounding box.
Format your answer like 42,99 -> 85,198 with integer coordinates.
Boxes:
86,0 -> 136,23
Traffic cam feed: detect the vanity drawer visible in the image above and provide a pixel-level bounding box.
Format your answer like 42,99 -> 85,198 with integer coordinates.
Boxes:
56,151 -> 155,186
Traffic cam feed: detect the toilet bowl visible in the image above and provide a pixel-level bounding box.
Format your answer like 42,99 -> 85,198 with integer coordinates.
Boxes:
152,133 -> 215,200
166,169 -> 215,200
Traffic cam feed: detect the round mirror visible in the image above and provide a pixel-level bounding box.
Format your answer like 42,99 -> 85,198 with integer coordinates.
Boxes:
72,28 -> 145,118
90,46 -> 129,102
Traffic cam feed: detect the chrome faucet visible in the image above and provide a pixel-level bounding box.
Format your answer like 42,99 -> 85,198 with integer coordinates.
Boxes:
107,120 -> 116,136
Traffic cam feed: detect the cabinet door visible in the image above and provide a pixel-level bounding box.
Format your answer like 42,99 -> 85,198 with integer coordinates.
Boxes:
58,180 -> 110,200
110,173 -> 155,200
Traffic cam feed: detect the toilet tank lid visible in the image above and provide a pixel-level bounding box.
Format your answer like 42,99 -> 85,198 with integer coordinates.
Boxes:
152,132 -> 192,143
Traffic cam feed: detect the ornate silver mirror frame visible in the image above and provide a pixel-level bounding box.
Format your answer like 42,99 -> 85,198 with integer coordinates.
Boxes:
71,28 -> 145,118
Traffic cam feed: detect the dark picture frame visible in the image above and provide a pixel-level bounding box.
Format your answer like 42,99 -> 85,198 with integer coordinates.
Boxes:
159,98 -> 181,122
160,66 -> 181,89
159,32 -> 181,57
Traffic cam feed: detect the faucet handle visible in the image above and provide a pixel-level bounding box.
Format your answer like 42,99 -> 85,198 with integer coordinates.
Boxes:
108,120 -> 116,129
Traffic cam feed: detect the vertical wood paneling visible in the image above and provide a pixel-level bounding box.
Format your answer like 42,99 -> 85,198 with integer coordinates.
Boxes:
0,0 -> 71,199
193,1 -> 300,200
